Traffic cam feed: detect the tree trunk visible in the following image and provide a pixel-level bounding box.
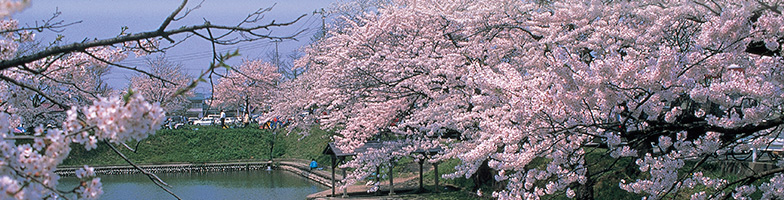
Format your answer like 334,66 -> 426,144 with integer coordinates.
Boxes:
471,160 -> 493,191
575,169 -> 595,200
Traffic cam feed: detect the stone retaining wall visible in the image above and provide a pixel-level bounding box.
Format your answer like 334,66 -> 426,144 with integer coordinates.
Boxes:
56,162 -> 274,176
277,162 -> 335,188
55,161 -> 337,188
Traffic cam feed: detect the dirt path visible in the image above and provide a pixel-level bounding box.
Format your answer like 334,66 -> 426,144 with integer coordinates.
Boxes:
305,162 -> 437,200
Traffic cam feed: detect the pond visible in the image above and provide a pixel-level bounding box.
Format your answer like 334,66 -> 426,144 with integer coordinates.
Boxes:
58,170 -> 327,200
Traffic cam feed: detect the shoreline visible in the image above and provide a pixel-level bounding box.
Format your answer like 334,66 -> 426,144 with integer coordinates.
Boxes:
55,159 -> 339,188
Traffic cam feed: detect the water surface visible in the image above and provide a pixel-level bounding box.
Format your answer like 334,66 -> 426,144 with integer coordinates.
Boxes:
59,170 -> 326,200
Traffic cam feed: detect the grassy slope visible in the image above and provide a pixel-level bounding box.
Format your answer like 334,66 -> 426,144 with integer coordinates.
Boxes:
62,124 -> 331,166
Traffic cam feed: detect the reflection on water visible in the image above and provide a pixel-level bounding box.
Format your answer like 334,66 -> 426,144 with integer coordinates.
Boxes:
58,170 -> 326,200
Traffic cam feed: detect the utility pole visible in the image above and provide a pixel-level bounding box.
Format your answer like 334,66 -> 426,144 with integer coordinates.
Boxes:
321,9 -> 326,35
272,39 -> 285,77
273,39 -> 280,69
314,8 -> 326,39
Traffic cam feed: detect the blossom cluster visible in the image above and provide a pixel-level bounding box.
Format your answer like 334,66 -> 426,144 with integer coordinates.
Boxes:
0,0 -> 28,19
759,174 -> 784,199
214,59 -> 281,122
81,92 -> 166,148
74,165 -> 102,199
0,90 -> 165,199
128,57 -> 193,114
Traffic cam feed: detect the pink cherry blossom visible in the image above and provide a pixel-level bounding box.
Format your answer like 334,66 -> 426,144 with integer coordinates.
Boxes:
272,0 -> 784,199
213,59 -> 281,119
129,57 -> 193,114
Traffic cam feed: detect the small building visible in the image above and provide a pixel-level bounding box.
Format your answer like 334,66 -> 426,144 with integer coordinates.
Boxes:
322,141 -> 442,197
186,93 -> 210,118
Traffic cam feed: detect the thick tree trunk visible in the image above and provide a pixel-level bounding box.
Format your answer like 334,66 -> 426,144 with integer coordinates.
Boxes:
575,169 -> 595,200
471,160 -> 494,191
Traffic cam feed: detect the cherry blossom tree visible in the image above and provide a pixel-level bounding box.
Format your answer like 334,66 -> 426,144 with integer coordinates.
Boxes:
0,0 -> 304,199
272,0 -> 784,199
212,59 -> 281,118
327,0 -> 393,27
129,57 -> 193,115
2,47 -> 116,129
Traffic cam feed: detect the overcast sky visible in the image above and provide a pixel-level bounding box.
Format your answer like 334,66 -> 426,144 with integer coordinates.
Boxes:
14,0 -> 335,93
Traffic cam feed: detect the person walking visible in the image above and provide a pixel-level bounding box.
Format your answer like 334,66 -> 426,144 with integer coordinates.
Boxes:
243,113 -> 250,127
220,110 -> 227,129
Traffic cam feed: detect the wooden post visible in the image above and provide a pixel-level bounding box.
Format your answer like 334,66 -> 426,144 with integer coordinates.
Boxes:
342,167 -> 348,198
418,159 -> 424,192
389,162 -> 395,195
331,156 -> 336,197
375,166 -> 381,196
434,161 -> 440,193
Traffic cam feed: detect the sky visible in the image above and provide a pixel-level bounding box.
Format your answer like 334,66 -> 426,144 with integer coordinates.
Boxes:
13,0 -> 335,93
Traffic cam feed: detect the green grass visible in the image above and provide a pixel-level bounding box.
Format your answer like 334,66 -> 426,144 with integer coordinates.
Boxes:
277,125 -> 334,166
62,124 -> 331,166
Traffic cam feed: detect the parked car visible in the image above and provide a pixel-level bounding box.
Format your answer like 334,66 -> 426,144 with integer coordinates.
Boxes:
193,117 -> 216,126
224,117 -> 237,125
187,117 -> 199,125
203,114 -> 220,124
163,116 -> 186,129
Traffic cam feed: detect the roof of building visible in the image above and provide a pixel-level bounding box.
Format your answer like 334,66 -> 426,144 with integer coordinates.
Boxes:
323,141 -> 442,158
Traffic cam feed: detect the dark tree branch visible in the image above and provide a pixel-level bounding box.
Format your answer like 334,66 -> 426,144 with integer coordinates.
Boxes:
157,0 -> 190,42
0,74 -> 69,110
10,168 -> 70,200
693,0 -> 721,16
81,50 -> 176,86
0,13 -> 305,71
756,0 -> 782,14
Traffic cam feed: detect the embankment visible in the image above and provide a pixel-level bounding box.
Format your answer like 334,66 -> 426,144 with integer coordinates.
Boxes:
56,159 -> 339,188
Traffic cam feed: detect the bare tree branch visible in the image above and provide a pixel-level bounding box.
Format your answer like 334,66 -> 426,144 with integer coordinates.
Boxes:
3,9 -> 80,35
0,74 -> 69,110
82,51 -> 176,86
105,142 -> 182,200
0,13 -> 306,71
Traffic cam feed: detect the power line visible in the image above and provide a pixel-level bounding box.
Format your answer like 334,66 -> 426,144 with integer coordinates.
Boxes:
118,13 -> 326,66
121,40 -> 277,65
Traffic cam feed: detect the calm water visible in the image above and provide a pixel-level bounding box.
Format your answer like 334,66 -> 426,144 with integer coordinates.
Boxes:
58,170 -> 327,200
